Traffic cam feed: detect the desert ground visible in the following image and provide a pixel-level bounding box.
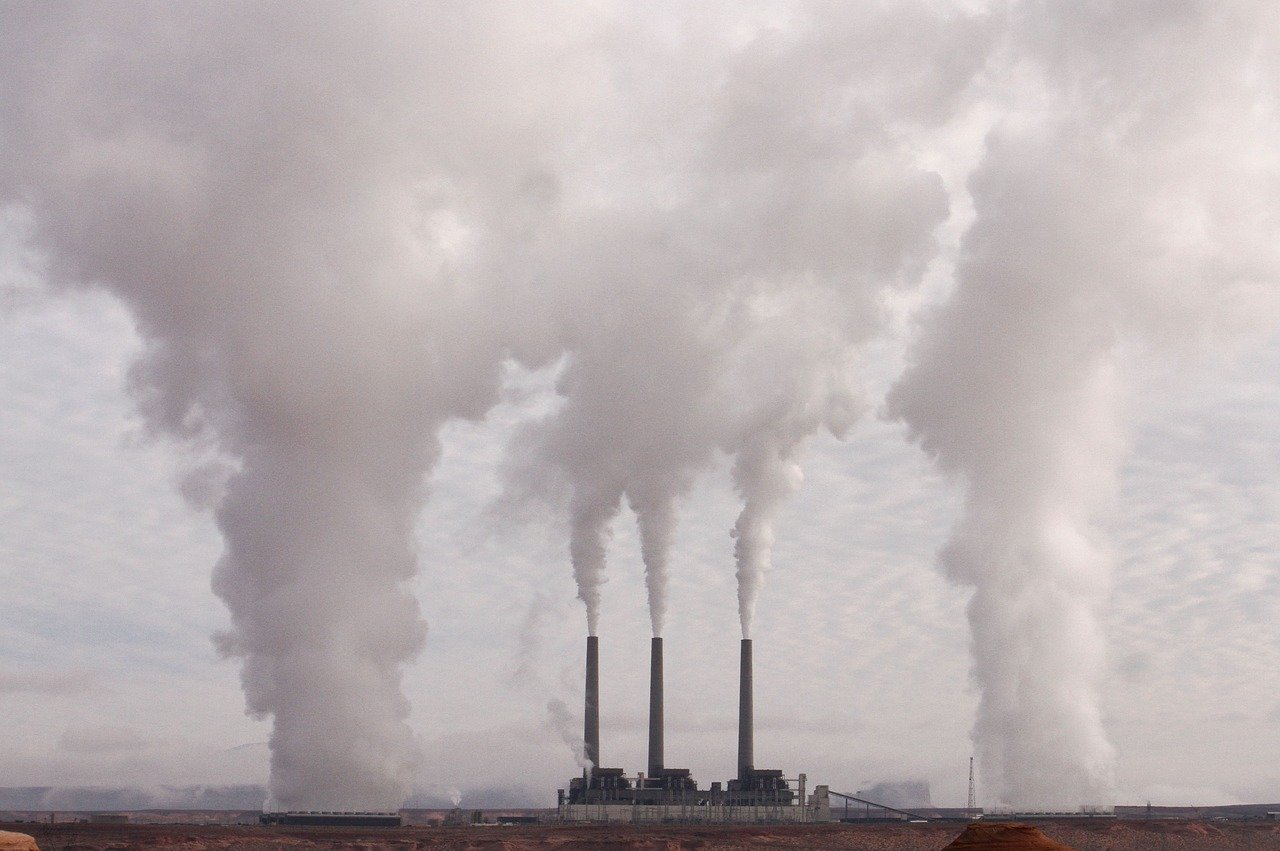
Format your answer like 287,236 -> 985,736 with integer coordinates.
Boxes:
5,819 -> 1280,850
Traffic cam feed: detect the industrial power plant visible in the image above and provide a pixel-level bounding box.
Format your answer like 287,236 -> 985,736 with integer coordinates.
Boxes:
557,635 -> 832,823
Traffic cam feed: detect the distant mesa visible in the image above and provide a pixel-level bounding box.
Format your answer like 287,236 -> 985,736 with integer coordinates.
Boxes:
0,831 -> 39,851
944,822 -> 1073,850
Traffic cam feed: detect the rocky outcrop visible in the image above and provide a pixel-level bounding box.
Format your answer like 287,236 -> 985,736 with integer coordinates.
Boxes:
944,821 -> 1074,849
0,831 -> 39,851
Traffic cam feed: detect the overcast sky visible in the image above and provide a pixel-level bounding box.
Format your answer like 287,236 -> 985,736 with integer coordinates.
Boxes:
1,1 -> 1278,810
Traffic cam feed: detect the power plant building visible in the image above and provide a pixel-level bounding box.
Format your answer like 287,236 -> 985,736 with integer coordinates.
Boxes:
558,636 -> 832,823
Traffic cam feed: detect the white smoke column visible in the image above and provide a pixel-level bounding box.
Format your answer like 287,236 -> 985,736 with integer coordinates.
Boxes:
529,310 -> 716,638
546,699 -> 591,771
730,439 -> 804,640
513,248 -> 726,639
569,487 -> 623,638
0,4 -> 576,809
888,1 -> 1280,809
512,2 -> 994,641
720,297 -> 863,638
632,491 -> 677,637
530,308 -> 719,638
510,595 -> 592,769
889,130 -> 1129,808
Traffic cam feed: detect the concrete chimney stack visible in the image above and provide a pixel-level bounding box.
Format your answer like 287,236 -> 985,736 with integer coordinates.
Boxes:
648,636 -> 664,778
737,638 -> 753,782
584,635 -> 599,775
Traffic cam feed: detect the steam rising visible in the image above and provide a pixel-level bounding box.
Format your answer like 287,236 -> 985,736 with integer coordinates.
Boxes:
546,699 -> 591,771
0,4 -> 571,809
514,4 -> 987,639
11,0 -> 1271,818
889,1 -> 1280,809
730,440 -> 805,641
3,1 -> 988,803
721,300 -> 867,637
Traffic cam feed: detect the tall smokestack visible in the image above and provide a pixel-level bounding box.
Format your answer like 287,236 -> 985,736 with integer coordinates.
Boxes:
584,635 -> 599,774
648,636 -> 664,778
737,638 -> 753,782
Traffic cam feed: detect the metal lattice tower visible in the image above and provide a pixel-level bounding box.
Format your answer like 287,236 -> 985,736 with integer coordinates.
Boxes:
967,757 -> 976,812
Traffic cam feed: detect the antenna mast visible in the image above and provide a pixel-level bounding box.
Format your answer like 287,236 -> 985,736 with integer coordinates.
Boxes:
967,756 -> 977,813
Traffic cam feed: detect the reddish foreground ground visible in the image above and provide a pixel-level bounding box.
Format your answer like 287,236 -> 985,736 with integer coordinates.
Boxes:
5,819 -> 1280,850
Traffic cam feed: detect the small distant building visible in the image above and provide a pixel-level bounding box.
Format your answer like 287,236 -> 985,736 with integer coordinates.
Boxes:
87,814 -> 129,824
259,811 -> 402,827
442,808 -> 483,826
984,809 -> 1116,820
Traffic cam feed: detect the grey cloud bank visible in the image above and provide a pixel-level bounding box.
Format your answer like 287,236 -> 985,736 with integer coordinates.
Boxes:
1,0 -> 1277,813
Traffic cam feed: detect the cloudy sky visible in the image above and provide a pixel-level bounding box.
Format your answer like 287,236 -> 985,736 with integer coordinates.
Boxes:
1,1 -> 1278,811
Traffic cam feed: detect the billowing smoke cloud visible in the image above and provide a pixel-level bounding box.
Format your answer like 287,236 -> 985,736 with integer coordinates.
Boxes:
0,3 -> 581,809
5,0 -> 983,804
719,290 -> 867,638
889,1 -> 1280,809
511,2 -> 992,639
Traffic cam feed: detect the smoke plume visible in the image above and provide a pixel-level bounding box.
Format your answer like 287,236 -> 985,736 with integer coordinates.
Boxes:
8,0 -> 988,802
0,3 -> 576,809
511,2 -> 991,640
719,291 -> 868,638
889,1 -> 1280,809
546,699 -> 591,771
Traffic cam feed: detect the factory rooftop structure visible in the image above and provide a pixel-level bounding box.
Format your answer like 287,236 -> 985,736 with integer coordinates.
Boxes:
558,635 -> 831,823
